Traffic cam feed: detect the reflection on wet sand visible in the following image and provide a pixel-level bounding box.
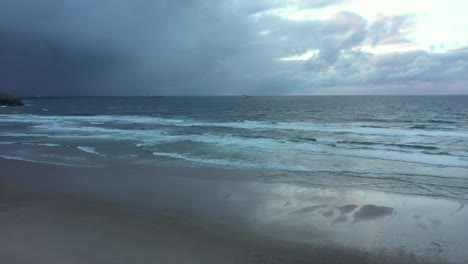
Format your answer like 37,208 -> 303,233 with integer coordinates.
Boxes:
290,203 -> 395,224
352,205 -> 394,222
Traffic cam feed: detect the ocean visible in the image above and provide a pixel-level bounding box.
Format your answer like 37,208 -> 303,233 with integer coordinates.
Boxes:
1,96 -> 468,200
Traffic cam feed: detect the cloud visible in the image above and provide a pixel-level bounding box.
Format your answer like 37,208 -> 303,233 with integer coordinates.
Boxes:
297,0 -> 348,9
0,0 -> 466,95
367,14 -> 416,46
297,48 -> 468,94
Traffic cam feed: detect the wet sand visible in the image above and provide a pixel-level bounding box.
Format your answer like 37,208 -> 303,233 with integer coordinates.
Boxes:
1,158 -> 467,263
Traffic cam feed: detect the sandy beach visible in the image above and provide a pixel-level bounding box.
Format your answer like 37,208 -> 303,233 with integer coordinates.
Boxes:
2,0 -> 467,261
1,157 -> 467,263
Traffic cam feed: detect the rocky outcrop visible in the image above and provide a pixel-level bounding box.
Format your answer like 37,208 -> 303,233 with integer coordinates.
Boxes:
0,93 -> 24,106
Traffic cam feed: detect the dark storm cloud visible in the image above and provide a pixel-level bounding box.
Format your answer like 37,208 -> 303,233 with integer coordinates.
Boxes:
0,0 -> 256,95
0,0 -> 466,95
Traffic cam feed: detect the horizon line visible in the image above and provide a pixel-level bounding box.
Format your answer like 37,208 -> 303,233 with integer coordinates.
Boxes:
18,94 -> 468,98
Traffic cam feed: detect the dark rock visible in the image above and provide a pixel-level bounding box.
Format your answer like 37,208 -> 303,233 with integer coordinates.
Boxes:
0,93 -> 24,106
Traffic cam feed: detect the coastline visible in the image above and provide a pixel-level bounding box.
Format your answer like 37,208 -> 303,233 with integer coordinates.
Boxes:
1,157 -> 467,263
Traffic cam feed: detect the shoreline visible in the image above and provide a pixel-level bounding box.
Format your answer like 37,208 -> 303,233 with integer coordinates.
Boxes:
1,157 -> 467,263
2,154 -> 466,202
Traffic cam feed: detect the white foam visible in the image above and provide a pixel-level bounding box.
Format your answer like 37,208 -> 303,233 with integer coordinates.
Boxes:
151,151 -> 311,172
2,113 -> 468,169
77,146 -> 100,155
22,143 -> 62,147
0,132 -> 50,138
2,114 -> 467,139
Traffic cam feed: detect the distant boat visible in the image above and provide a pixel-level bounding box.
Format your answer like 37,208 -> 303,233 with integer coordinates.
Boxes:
242,94 -> 251,98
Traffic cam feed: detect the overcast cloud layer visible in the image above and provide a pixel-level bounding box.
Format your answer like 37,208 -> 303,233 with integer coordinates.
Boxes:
0,0 -> 467,96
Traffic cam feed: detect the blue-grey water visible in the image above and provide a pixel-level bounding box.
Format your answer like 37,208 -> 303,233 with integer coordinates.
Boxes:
1,96 -> 468,200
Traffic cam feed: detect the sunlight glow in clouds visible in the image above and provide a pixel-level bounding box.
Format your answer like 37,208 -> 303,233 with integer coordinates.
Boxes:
278,49 -> 320,60
263,0 -> 468,55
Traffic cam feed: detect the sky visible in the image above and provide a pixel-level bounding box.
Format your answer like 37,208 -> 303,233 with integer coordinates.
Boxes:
0,0 -> 467,96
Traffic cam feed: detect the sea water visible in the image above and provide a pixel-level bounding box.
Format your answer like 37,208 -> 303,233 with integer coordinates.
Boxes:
1,96 -> 467,199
